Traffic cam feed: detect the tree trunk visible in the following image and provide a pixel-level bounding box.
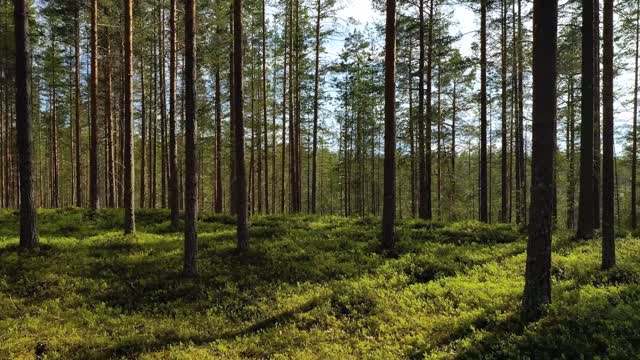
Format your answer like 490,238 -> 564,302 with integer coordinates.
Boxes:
577,0 -> 595,240
500,0 -> 508,223
417,0 -> 428,220
140,53 -> 147,209
567,76 -> 577,230
184,0 -> 199,276
214,67 -> 223,213
593,0 -> 601,229
233,0 -> 249,250
632,0 -> 639,230
523,0 -> 557,322
281,9 -> 288,214
74,13 -> 82,208
14,0 -> 39,248
90,0 -> 101,210
311,0 -> 321,214
169,0 -> 179,228
262,0 -> 270,214
123,0 -> 135,234
105,31 -> 116,208
382,0 -> 396,249
601,0 -> 615,269
480,0 -> 488,222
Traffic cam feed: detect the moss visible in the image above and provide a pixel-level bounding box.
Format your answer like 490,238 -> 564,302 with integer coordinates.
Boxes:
0,209 -> 638,358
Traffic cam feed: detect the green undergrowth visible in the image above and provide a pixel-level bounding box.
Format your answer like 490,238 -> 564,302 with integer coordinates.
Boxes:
0,209 -> 638,359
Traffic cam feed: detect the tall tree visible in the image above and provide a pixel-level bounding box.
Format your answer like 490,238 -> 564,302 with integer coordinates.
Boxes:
169,0 -> 179,228
577,0 -> 595,239
593,0 -> 601,229
90,0 -> 101,210
214,67 -> 223,213
501,0 -> 508,223
523,0 -> 558,321
14,0 -> 39,248
74,8 -> 82,208
632,0 -> 639,230
417,0 -> 429,220
480,0 -> 488,222
382,0 -> 396,249
233,0 -> 249,250
601,0 -> 615,269
262,0 -> 270,214
123,0 -> 135,234
184,0 -> 198,276
311,0 -> 321,214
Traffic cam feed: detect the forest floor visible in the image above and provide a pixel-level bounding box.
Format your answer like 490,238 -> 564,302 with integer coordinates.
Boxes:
0,209 -> 639,359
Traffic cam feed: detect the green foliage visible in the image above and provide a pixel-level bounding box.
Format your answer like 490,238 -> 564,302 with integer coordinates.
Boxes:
0,210 -> 638,358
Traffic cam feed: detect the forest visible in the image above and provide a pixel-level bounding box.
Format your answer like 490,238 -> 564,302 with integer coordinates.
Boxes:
1,0 -> 639,358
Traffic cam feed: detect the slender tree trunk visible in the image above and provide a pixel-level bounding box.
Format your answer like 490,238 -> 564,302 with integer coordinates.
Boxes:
50,70 -> 59,208
601,0 -> 615,269
105,31 -> 116,208
184,0 -> 199,276
281,10 -> 288,214
480,0 -> 488,222
382,0 -> 396,249
451,80 -> 457,220
567,76 -> 577,230
311,0 -> 321,214
14,0 -> 39,248
168,0 -> 179,228
233,0 -> 249,250
523,0 -> 557,322
500,0 -> 508,223
417,0 -> 428,220
123,0 -> 135,234
632,0 -> 639,230
577,0 -> 595,239
160,5 -> 168,209
214,67 -> 223,213
594,0 -> 601,229
141,53 -> 147,209
409,40 -> 416,218
90,0 -> 101,210
262,0 -> 270,214
74,13 -> 82,207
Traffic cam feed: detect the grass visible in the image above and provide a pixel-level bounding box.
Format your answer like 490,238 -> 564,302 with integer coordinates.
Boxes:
0,209 -> 638,359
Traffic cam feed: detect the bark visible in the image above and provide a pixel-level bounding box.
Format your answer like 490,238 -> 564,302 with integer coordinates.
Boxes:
214,67 -> 223,213
140,53 -> 147,209
577,0 -> 595,239
311,0 -> 321,214
14,0 -> 39,248
184,0 -> 199,276
382,0 -> 396,249
523,0 -> 557,322
105,31 -> 116,208
169,0 -> 179,228
417,0 -> 428,219
90,0 -> 101,210
593,0 -> 601,229
632,0 -> 639,230
74,13 -> 82,208
601,0 -> 615,269
281,9 -> 288,214
262,0 -> 270,214
480,0 -> 488,222
233,0 -> 249,250
566,76 -> 577,230
124,0 -> 135,234
500,0 -> 508,223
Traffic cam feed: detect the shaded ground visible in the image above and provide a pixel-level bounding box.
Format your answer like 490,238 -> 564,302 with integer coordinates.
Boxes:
0,209 -> 638,359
